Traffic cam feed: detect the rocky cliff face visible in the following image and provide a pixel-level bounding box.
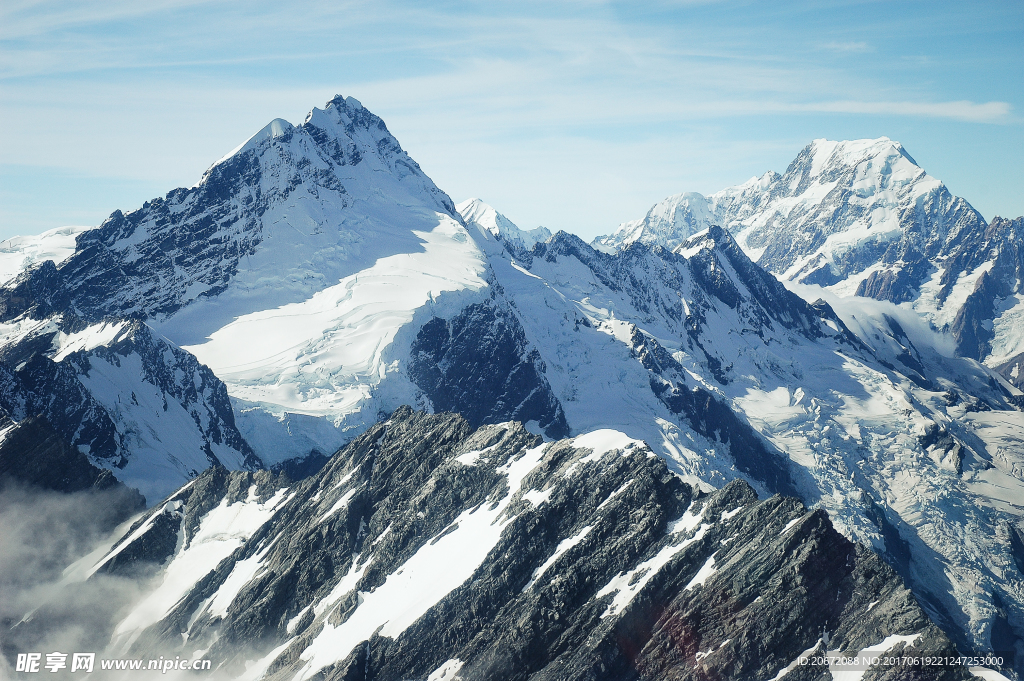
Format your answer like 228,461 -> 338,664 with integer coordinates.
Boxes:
0,314 -> 258,501
80,408 -> 968,681
0,413 -> 144,511
409,301 -> 569,439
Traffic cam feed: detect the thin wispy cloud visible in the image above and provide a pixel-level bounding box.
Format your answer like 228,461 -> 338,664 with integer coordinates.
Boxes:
0,0 -> 1020,238
806,99 -> 1012,123
820,41 -> 872,53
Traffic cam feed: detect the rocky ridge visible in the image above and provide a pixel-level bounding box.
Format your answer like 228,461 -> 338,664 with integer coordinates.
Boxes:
79,408 -> 968,681
0,314 -> 258,501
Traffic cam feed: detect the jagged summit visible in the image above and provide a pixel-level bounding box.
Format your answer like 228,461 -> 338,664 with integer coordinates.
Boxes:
593,191 -> 713,253
456,198 -> 552,254
594,136 -> 947,264
0,95 -> 464,331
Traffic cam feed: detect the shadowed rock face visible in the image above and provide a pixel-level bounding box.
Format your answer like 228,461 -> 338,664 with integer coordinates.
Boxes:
409,302 -> 569,440
0,413 -> 144,510
0,316 -> 259,501
945,217 -> 1024,382
87,408 -> 966,681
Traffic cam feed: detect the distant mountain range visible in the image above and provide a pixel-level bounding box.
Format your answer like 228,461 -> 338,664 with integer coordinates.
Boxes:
0,97 -> 1021,679
595,138 -> 1024,391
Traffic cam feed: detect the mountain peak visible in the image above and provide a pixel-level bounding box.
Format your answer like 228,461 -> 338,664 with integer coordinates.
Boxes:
796,136 -> 923,182
602,136 -> 972,288
457,198 -> 551,253
214,117 -> 295,167
593,192 -> 714,253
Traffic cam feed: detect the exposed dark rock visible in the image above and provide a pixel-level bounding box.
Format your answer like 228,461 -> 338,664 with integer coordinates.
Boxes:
653,377 -> 799,497
90,408 -> 963,681
272,450 -> 331,481
855,259 -> 933,304
409,303 -> 569,439
0,414 -> 145,520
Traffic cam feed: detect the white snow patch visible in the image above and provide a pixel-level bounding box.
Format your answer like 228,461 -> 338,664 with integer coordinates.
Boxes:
207,536 -> 278,617
52,320 -> 129,362
319,487 -> 359,524
597,479 -> 634,509
683,554 -> 717,591
331,470 -> 356,491
111,486 -> 289,652
827,633 -> 922,681
286,605 -> 312,634
666,503 -> 705,535
572,430 -> 645,459
522,487 -> 553,507
427,658 -> 464,681
970,667 -> 1014,681
720,506 -> 743,521
455,450 -> 484,466
292,443 -> 550,679
597,523 -> 709,618
523,525 -> 593,591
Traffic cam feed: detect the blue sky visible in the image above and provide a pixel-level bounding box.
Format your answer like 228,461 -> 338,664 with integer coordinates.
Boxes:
1,0 -> 1021,241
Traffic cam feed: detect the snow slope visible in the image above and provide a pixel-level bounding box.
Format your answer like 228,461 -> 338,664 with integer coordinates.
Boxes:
0,225 -> 88,285
477,205 -> 1024,661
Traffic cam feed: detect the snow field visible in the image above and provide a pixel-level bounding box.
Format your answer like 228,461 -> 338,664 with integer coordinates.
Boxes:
182,215 -> 487,419
111,486 -> 290,652
0,225 -> 89,285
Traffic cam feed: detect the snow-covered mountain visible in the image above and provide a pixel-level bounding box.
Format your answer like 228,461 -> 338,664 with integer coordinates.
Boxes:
597,138 -> 983,291
2,100 -> 1023,676
475,213 -> 1024,668
593,192 -> 717,254
0,95 -> 491,494
599,138 -> 1024,391
0,314 -> 258,502
457,198 -> 552,256
27,408 -> 965,681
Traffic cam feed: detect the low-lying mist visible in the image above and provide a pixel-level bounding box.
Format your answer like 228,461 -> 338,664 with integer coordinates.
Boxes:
0,482 -> 150,678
